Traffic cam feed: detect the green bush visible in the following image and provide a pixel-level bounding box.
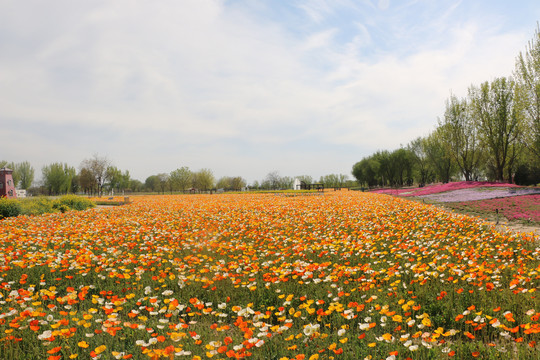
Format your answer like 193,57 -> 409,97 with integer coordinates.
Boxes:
0,195 -> 95,219
53,195 -> 95,211
19,197 -> 55,216
0,198 -> 21,219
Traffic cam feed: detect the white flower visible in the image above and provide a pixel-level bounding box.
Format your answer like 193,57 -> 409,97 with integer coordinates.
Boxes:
337,328 -> 346,336
404,340 -> 412,347
38,330 -> 52,340
303,323 -> 320,336
359,323 -> 370,330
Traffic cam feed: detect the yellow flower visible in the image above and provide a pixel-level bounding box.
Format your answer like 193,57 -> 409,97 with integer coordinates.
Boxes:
78,341 -> 89,348
309,355 -> 319,360
368,343 -> 376,347
94,345 -> 106,354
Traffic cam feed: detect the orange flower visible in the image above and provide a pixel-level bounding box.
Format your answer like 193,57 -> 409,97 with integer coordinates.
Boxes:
47,347 -> 61,354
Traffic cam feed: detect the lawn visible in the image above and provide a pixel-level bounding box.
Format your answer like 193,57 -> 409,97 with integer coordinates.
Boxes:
0,192 -> 538,360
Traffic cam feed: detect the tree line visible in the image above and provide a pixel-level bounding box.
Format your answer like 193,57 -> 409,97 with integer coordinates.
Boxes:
1,156 -> 353,196
352,25 -> 540,188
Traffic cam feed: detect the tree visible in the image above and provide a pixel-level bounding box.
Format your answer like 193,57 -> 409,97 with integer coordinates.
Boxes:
320,174 -> 339,187
6,162 -> 21,187
470,78 -> 521,181
264,171 -> 282,190
296,175 -> 313,186
408,137 -> 431,185
216,176 -> 232,190
145,175 -> 159,192
120,170 -> 131,193
105,166 -> 123,194
230,176 -> 246,191
80,154 -> 110,197
438,94 -> 484,181
129,179 -> 143,192
79,168 -> 97,195
352,156 -> 380,188
42,163 -> 76,195
192,169 -> 215,191
250,180 -> 260,190
169,167 -> 192,192
157,173 -> 170,194
514,25 -> 540,163
279,176 -> 294,189
373,150 -> 396,187
14,161 -> 34,190
423,130 -> 456,183
338,174 -> 349,186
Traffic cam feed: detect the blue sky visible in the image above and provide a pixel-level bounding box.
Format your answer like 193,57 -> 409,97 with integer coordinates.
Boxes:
2,0 -> 540,184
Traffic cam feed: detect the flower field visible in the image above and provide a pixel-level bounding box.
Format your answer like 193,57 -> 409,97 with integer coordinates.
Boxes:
448,195 -> 540,223
0,192 -> 539,360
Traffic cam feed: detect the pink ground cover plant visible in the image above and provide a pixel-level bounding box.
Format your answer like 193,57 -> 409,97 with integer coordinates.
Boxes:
417,187 -> 540,203
371,181 -> 519,197
449,194 -> 540,223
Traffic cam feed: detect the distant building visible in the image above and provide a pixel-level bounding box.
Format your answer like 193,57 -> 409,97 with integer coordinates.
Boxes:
0,167 -> 17,198
293,178 -> 301,190
16,189 -> 26,198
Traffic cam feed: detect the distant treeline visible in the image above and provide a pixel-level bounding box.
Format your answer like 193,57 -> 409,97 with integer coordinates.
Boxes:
353,26 -> 540,188
1,156 -> 354,196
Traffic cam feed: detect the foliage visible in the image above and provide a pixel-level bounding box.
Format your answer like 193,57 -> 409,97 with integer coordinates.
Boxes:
15,161 -> 35,190
192,168 -> 215,191
169,167 -> 193,192
41,162 -> 76,195
216,176 -> 247,191
19,197 -> 55,216
514,164 -> 540,186
0,198 -> 21,218
80,154 -> 110,196
0,196 -> 96,219
439,94 -> 484,181
514,24 -> 540,162
470,77 -> 521,182
53,195 -> 96,211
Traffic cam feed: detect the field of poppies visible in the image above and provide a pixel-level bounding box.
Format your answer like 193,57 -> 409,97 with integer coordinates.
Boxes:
0,192 -> 539,360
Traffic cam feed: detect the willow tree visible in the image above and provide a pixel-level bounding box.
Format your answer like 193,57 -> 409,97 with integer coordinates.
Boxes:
514,25 -> 540,162
439,94 -> 484,181
470,78 -> 521,182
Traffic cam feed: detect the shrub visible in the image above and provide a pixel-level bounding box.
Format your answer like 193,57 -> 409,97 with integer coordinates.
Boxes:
0,198 -> 21,219
19,197 -> 55,216
53,195 -> 96,211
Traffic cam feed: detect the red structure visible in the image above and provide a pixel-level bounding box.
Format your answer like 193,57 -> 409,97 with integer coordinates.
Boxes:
0,167 -> 17,198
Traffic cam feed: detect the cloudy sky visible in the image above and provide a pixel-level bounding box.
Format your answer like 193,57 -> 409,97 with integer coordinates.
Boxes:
2,0 -> 539,184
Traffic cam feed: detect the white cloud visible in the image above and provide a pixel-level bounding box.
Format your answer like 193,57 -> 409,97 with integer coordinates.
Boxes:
0,0 -> 538,182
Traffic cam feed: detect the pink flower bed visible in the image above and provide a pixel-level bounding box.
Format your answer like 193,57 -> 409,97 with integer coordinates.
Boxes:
371,181 -> 519,197
451,194 -> 540,223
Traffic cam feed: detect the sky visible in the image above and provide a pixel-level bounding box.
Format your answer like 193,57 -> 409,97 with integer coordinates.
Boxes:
2,0 -> 540,184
